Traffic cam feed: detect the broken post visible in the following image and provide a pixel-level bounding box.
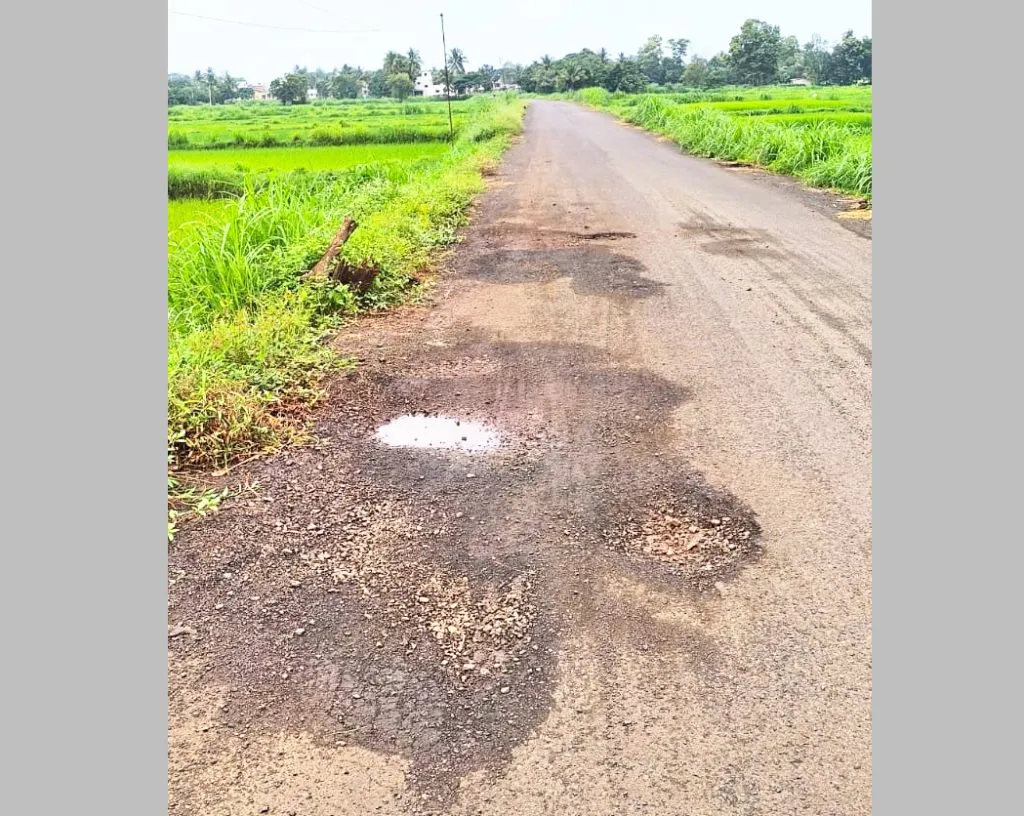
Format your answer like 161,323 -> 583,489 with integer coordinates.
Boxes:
306,217 -> 358,279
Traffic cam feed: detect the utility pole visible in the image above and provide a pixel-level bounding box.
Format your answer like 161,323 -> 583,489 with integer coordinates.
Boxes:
440,13 -> 454,144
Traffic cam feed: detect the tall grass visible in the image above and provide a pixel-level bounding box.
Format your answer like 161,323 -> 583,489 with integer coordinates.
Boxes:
169,124 -> 458,150
572,90 -> 872,198
169,199 -> 235,235
168,166 -> 256,199
169,162 -> 432,331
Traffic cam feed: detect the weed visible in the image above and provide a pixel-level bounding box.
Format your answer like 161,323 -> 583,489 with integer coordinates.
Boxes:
167,471 -> 261,542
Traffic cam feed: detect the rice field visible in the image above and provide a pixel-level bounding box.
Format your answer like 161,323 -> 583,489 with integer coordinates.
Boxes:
168,143 -> 450,174
168,98 -> 473,149
167,94 -> 526,470
168,198 -> 232,236
572,85 -> 872,197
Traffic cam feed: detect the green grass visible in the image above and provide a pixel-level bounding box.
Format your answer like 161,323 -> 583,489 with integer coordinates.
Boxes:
651,85 -> 871,107
169,123 -> 462,150
168,99 -> 474,150
168,94 -> 527,470
168,98 -> 470,122
753,112 -> 872,128
690,97 -> 870,114
169,198 -> 234,234
168,143 -> 450,174
571,85 -> 871,198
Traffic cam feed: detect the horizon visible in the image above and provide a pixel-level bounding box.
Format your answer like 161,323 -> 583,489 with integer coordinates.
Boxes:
168,1 -> 871,84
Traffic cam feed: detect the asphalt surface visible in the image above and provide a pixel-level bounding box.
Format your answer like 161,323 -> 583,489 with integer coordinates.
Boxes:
168,100 -> 872,816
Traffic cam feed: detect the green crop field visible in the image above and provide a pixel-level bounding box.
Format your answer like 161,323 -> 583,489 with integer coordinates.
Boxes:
571,85 -> 872,198
168,143 -> 450,174
168,198 -> 235,236
168,98 -> 472,149
167,95 -> 526,473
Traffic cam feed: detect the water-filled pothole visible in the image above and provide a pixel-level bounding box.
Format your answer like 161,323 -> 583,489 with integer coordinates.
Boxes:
374,414 -> 502,452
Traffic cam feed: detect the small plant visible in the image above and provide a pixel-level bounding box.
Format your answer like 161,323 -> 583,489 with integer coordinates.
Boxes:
167,474 -> 259,542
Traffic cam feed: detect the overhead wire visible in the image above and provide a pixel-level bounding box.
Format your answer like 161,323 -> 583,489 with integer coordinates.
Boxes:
168,10 -> 379,34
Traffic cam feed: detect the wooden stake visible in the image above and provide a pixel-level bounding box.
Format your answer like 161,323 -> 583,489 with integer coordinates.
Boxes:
307,217 -> 358,278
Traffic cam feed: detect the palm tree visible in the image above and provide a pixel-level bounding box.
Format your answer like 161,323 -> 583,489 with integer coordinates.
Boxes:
598,48 -> 609,64
541,54 -> 553,68
204,67 -> 216,104
561,61 -> 585,90
220,70 -> 236,102
383,51 -> 403,76
406,48 -> 422,80
448,48 -> 466,74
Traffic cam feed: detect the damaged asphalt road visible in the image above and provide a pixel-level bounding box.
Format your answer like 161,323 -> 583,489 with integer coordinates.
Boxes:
169,100 -> 871,816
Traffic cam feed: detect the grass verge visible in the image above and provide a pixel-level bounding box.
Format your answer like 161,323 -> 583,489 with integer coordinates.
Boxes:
168,95 -> 526,472
570,88 -> 871,198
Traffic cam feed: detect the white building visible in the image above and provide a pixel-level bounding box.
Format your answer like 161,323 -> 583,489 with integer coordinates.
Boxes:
306,86 -> 319,100
241,82 -> 270,100
414,70 -> 446,97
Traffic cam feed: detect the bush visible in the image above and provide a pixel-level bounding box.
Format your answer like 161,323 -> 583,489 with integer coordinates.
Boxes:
168,166 -> 258,199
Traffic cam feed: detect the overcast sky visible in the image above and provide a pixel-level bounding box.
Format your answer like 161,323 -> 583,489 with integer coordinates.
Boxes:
168,1 -> 872,82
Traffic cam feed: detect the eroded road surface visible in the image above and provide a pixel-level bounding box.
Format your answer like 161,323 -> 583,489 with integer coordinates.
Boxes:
169,101 -> 871,816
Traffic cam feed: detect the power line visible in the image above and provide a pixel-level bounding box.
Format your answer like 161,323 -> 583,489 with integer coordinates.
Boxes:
169,11 -> 379,34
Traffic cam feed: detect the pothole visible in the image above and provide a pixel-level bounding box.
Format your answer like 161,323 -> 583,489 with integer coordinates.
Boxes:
571,231 -> 637,240
373,414 -> 503,453
605,503 -> 763,591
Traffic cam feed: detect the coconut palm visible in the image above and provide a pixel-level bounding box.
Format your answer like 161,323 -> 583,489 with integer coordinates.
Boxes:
448,48 -> 466,74
406,48 -> 422,80
383,51 -> 404,76
561,61 -> 586,90
204,67 -> 216,103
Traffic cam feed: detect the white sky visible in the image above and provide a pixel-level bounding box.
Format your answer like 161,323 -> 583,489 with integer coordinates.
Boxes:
168,1 -> 872,83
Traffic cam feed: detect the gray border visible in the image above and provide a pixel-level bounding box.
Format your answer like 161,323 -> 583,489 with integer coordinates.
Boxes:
4,0 -> 167,812
875,2 -> 1021,814
10,1 -> 1019,812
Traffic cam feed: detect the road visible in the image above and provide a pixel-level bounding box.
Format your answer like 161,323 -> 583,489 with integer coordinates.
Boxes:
169,100 -> 872,816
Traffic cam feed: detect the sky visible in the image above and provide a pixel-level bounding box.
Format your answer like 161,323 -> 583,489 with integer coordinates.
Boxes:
168,1 -> 872,83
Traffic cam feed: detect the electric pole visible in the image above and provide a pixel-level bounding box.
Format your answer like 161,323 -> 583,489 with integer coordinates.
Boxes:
440,13 -> 454,144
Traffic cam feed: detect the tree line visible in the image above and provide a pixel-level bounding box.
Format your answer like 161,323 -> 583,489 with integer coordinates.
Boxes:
167,45 -> 507,106
167,19 -> 871,106
168,69 -> 252,105
517,23 -> 871,94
